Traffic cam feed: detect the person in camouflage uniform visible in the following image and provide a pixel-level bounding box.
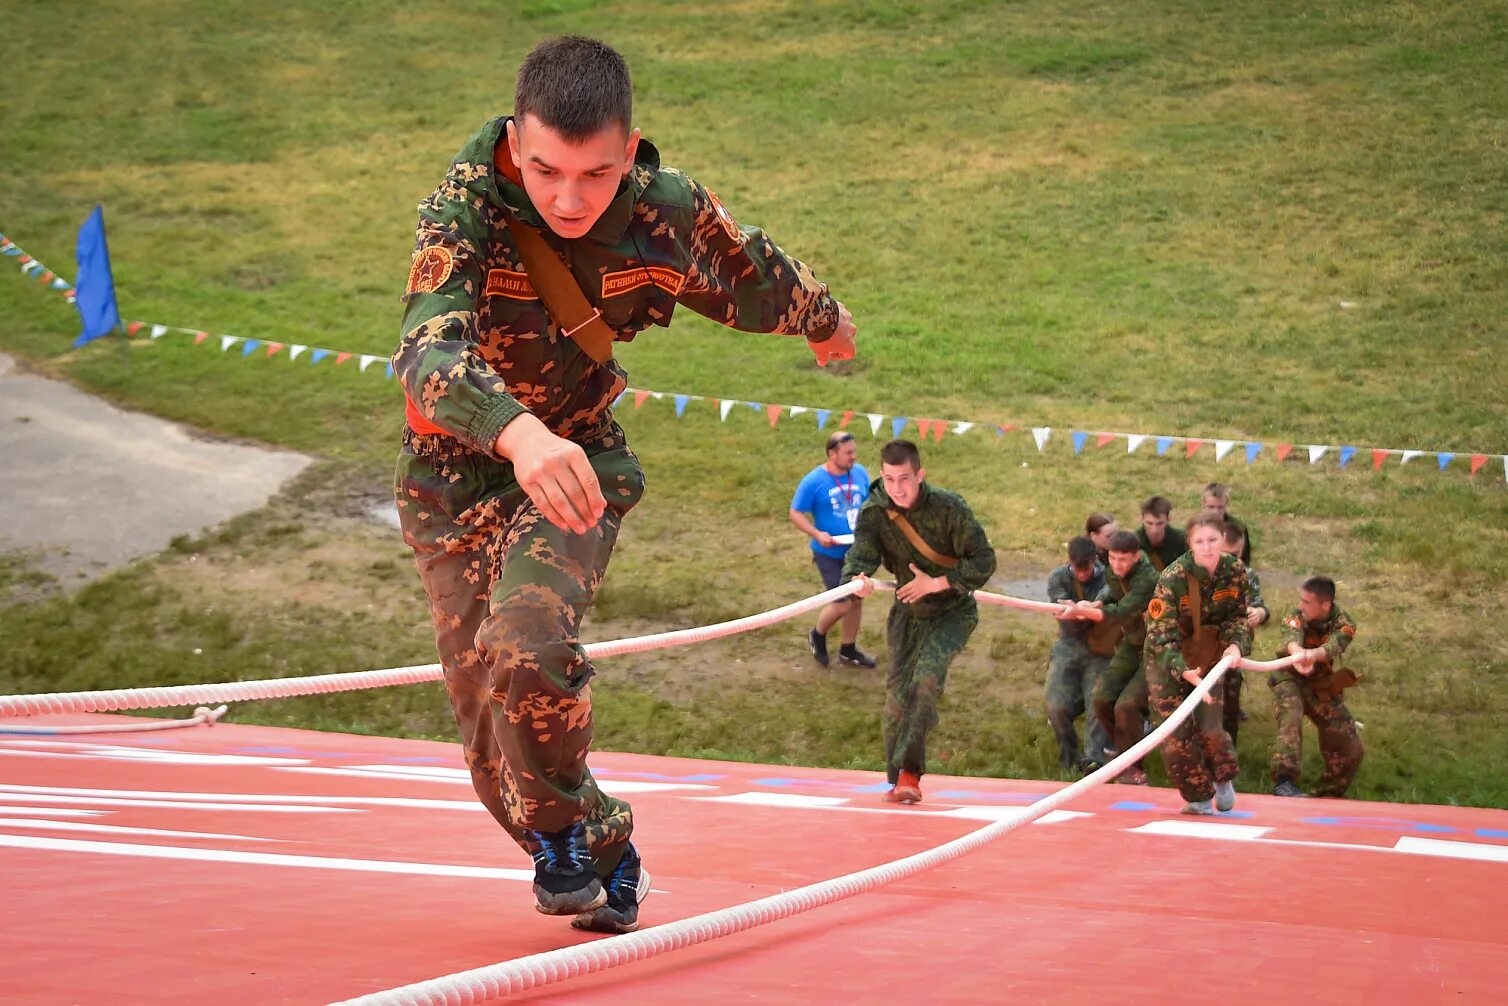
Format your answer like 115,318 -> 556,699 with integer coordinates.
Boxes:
1203,482 -> 1252,566
1270,575 -> 1363,798
843,440 -> 996,804
1144,511 -> 1253,814
1082,530 -> 1159,784
1136,495 -> 1187,572
1043,537 -> 1113,774
392,36 -> 857,933
1218,522 -> 1269,745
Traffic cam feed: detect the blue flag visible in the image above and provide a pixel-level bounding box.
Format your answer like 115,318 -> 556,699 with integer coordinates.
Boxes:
72,206 -> 121,347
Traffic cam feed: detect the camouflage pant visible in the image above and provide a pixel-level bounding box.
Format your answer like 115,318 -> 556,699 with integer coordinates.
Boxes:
1223,669 -> 1245,745
1269,673 -> 1364,797
1146,657 -> 1238,803
1091,641 -> 1147,761
1045,637 -> 1112,769
394,424 -> 644,878
883,600 -> 977,783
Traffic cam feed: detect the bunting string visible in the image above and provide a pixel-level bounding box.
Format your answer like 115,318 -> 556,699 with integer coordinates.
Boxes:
2,229 -> 1502,482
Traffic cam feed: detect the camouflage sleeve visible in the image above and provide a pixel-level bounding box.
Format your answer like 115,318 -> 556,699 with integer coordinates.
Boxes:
1046,566 -> 1075,604
1277,607 -> 1304,656
1217,566 -> 1255,656
1322,608 -> 1358,663
840,503 -> 885,582
945,497 -> 996,593
1100,562 -> 1157,621
1145,575 -> 1188,676
672,179 -> 840,342
1246,567 -> 1267,612
391,166 -> 526,455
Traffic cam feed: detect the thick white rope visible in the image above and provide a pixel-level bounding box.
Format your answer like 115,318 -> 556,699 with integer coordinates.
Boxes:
329,650 -> 1301,1006
0,705 -> 227,735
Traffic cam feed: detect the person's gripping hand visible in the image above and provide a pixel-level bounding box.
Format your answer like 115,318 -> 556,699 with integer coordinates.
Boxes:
494,413 -> 606,536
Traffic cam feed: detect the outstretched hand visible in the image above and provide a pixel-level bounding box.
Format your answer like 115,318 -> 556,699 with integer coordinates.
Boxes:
811,303 -> 856,367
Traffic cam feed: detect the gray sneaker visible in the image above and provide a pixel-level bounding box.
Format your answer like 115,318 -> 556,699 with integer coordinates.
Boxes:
1181,799 -> 1215,816
1215,780 -> 1236,812
1272,779 -> 1309,798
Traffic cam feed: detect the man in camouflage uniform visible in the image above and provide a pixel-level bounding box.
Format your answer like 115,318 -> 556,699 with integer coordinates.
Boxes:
844,440 -> 996,804
1270,575 -> 1364,798
1144,511 -> 1253,814
1043,537 -> 1113,774
1136,495 -> 1187,572
392,37 -> 857,933
1203,482 -> 1252,566
1219,522 -> 1268,744
1082,530 -> 1159,784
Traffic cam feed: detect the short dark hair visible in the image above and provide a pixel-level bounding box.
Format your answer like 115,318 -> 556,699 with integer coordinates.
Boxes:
1140,495 -> 1173,518
1203,482 -> 1230,502
880,439 -> 921,470
825,431 -> 855,453
1107,530 -> 1141,554
1085,512 -> 1115,536
1301,575 -> 1337,602
1186,510 -> 1225,536
515,36 -> 633,141
1068,536 -> 1098,568
1222,521 -> 1246,547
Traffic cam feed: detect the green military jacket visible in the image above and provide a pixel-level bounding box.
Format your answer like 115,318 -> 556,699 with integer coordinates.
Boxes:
1225,513 -> 1253,565
1046,562 -> 1105,640
1137,525 -> 1188,572
1246,566 -> 1267,617
841,480 -> 997,618
393,116 -> 839,454
1145,552 -> 1253,678
1273,604 -> 1357,685
1096,552 -> 1159,648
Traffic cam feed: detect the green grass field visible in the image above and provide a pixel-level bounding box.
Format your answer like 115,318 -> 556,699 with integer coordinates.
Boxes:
2,0 -> 1506,806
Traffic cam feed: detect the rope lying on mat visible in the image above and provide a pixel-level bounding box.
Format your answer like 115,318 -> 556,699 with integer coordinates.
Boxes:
0,705 -> 228,735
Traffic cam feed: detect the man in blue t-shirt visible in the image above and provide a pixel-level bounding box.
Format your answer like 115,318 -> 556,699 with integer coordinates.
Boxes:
790,432 -> 876,668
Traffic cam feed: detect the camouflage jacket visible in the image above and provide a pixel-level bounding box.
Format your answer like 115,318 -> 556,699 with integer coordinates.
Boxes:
1226,513 -> 1253,565
841,480 -> 997,618
1246,566 -> 1267,615
1137,525 -> 1188,572
1145,552 -> 1253,678
392,116 -> 840,454
1096,552 -> 1159,648
1046,561 -> 1105,640
1276,605 -> 1357,674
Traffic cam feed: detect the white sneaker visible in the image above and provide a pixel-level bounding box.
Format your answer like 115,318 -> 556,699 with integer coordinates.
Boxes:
1215,780 -> 1236,812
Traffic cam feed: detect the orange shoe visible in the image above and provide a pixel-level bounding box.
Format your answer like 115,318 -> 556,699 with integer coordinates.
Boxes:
885,770 -> 923,804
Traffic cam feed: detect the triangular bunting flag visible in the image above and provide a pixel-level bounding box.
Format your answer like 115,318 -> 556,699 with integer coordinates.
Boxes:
1401,450 -> 1423,465
1437,452 -> 1454,471
1156,436 -> 1174,456
633,390 -> 651,408
840,410 -> 854,430
932,420 -> 945,444
1275,443 -> 1293,462
652,391 -> 664,400
1307,445 -> 1328,464
952,422 -> 974,436
1185,439 -> 1203,459
1245,442 -> 1261,464
789,406 -> 808,418
241,339 -> 261,357
51,277 -> 71,290
385,361 -> 394,379
816,408 -> 831,431
40,270 -> 55,284
335,352 -> 352,365
1071,431 -> 1088,455
126,321 -> 144,337
219,335 -> 238,352
612,389 -> 628,409
747,401 -> 762,411
674,394 -> 689,418
266,342 -> 285,358
913,419 -> 931,440
1470,454 -> 1487,475
994,425 -> 1007,437
1338,446 -> 1356,469
149,324 -> 168,339
358,354 -> 380,372
311,348 -> 330,364
1096,433 -> 1115,448
1127,434 -> 1146,454
289,344 -> 308,361
767,404 -> 782,427
867,413 -> 883,437
1214,439 -> 1235,461
715,399 -> 731,421
193,331 -> 210,346
1032,427 -> 1051,452
892,417 -> 909,439
1372,449 -> 1388,470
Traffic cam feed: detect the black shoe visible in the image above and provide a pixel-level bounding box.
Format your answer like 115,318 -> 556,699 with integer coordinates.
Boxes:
837,643 -> 876,668
572,841 -> 651,934
1272,779 -> 1309,798
808,628 -> 830,667
527,821 -> 605,915
1075,756 -> 1102,777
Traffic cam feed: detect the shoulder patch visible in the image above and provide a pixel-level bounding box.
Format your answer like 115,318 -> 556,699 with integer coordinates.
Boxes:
485,268 -> 537,301
1146,597 -> 1167,620
602,266 -> 686,299
1285,616 -> 1302,630
407,245 -> 454,296
705,189 -> 743,243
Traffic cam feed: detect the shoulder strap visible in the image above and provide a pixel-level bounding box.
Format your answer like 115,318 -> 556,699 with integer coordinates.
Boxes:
1186,571 -> 1204,639
1072,576 -> 1085,602
504,215 -> 616,365
887,509 -> 957,569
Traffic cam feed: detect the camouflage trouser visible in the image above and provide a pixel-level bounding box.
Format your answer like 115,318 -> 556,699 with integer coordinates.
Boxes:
1146,657 -> 1238,803
883,600 -> 977,783
1269,673 -> 1364,798
1223,669 -> 1244,745
394,424 -> 644,878
1045,637 -> 1112,769
1091,641 -> 1147,761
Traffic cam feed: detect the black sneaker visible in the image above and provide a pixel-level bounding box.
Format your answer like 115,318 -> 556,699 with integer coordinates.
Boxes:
527,821 -> 605,915
572,841 -> 651,934
1272,779 -> 1309,798
837,643 -> 876,668
808,628 -> 830,667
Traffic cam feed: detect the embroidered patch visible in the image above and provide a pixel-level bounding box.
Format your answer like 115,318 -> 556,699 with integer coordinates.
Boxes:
601,265 -> 686,299
1213,587 -> 1241,603
1285,616 -> 1302,630
485,268 -> 537,301
705,189 -> 743,242
1146,598 -> 1167,620
407,245 -> 454,296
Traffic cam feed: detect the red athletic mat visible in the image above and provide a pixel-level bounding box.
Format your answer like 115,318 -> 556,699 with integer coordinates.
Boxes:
2,714 -> 1504,1004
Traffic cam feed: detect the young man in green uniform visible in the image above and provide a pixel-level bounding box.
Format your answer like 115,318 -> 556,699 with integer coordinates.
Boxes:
1080,530 -> 1159,783
1144,511 -> 1254,815
1202,482 -> 1252,566
1271,576 -> 1364,798
1136,495 -> 1187,572
844,440 -> 996,804
1044,537 -> 1113,774
1219,522 -> 1268,744
392,37 -> 857,933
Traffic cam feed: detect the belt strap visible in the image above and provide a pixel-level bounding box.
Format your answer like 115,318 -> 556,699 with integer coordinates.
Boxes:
504,215 -> 616,365
887,509 -> 957,569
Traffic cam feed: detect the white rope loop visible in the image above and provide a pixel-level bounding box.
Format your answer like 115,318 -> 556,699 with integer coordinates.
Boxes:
0,704 -> 229,735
